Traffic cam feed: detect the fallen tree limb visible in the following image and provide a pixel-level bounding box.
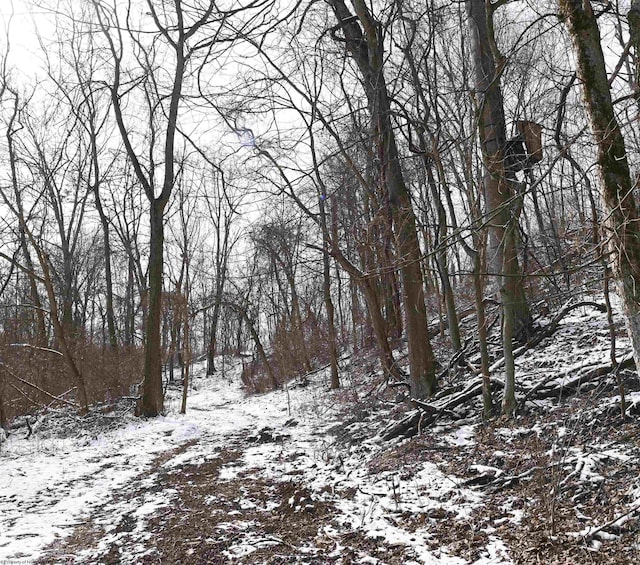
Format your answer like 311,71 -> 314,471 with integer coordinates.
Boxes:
523,353 -> 634,401
380,409 -> 421,441
574,501 -> 640,543
383,350 -> 628,442
467,460 -> 569,493
0,362 -> 77,409
381,301 -> 613,441
380,377 -> 503,441
427,306 -> 478,339
525,300 -> 605,351
8,343 -> 64,357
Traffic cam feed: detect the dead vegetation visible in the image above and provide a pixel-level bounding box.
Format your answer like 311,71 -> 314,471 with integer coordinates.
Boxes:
0,340 -> 144,427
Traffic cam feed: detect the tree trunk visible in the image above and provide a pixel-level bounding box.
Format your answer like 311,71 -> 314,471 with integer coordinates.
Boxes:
425,162 -> 462,352
628,1 -> 640,105
206,298 -> 222,374
124,254 -> 136,347
394,203 -> 438,397
473,251 -> 493,418
181,272 -> 191,415
560,0 -> 640,377
180,315 -> 190,414
229,301 -> 279,390
92,181 -> 118,349
35,245 -> 89,414
207,238 -> 230,375
320,195 -> 340,389
141,203 -> 165,417
467,0 -> 531,415
5,94 -> 47,345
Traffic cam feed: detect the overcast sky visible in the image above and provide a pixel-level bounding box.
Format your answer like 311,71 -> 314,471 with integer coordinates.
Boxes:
1,0 -> 54,77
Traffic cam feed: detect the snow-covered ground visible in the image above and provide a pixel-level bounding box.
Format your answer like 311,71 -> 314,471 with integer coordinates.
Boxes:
1,358 -> 512,564
1,301 -> 639,564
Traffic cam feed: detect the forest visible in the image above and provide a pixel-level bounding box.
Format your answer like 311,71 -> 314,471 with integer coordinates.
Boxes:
1,0 -> 640,563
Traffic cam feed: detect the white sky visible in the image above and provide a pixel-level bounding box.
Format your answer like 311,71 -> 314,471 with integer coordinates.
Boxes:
0,0 -> 55,77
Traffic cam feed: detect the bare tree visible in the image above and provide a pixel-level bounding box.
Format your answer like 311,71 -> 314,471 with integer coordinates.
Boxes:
201,165 -> 241,376
328,0 -> 437,398
466,0 -> 531,416
89,0 -> 217,416
0,81 -> 47,345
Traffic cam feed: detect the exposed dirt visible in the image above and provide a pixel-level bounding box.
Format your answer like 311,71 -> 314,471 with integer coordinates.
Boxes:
30,399 -> 640,565
37,433 -> 412,564
372,395 -> 640,565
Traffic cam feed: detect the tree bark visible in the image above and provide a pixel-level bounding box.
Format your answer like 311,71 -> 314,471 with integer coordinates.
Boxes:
180,265 -> 191,415
466,0 -> 530,338
629,1 -> 640,101
320,194 -> 340,389
90,0 -> 212,416
206,290 -> 223,374
425,160 -> 462,353
142,203 -> 165,416
560,0 -> 640,378
89,125 -> 118,349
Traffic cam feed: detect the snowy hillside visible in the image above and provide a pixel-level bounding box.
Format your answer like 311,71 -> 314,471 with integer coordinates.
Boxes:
1,302 -> 639,564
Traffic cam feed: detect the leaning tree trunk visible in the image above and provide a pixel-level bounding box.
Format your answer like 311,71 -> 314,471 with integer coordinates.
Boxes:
560,0 -> 640,377
34,244 -> 89,414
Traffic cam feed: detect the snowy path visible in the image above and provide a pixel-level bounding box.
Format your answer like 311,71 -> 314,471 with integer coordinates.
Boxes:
1,361 -> 510,564
0,366 -> 295,562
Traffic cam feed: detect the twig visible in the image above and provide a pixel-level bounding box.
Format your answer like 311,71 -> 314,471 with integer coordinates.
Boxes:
7,382 -> 44,410
0,362 -> 77,408
8,343 -> 64,356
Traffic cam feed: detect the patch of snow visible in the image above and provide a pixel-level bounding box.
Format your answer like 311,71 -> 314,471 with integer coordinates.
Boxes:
446,424 -> 477,447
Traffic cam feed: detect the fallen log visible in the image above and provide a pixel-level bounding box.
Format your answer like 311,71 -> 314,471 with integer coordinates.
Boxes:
490,300 -> 606,373
379,409 -> 422,441
382,354 -> 631,442
427,306 -> 478,339
381,301 -> 614,441
522,353 -> 634,401
380,377 -> 503,441
469,462 -> 564,493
